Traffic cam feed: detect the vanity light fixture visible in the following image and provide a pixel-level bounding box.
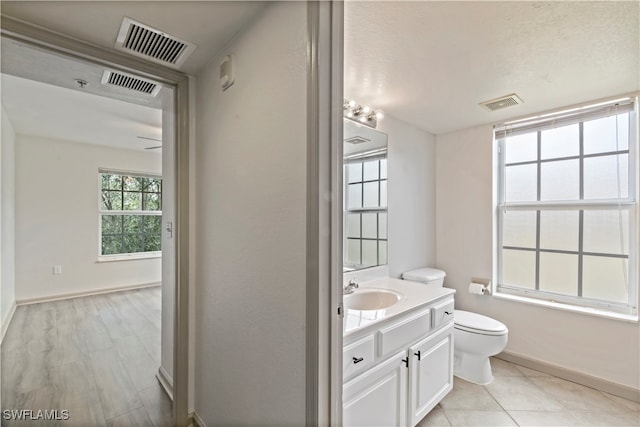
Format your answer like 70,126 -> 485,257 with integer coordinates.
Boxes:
344,98 -> 384,128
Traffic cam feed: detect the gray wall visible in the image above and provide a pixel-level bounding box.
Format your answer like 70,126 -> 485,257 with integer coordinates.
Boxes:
194,3 -> 308,425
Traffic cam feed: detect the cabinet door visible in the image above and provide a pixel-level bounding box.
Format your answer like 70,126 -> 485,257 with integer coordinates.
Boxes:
408,323 -> 454,426
343,350 -> 408,427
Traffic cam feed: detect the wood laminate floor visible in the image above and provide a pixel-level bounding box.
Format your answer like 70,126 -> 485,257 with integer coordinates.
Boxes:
1,286 -> 172,427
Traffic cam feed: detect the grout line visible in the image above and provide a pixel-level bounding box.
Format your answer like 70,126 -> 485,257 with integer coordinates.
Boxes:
482,382 -> 521,426
480,374 -> 522,427
437,404 -> 455,427
438,360 -> 638,427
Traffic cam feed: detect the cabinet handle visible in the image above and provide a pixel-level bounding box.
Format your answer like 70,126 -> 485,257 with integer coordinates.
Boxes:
402,357 -> 409,368
444,311 -> 453,315
352,357 -> 364,364
414,350 -> 421,361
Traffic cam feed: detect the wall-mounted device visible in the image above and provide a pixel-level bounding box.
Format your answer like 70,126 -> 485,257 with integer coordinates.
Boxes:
220,55 -> 235,91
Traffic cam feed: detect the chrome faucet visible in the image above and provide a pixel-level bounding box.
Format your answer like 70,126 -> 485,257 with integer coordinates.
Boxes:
343,279 -> 359,294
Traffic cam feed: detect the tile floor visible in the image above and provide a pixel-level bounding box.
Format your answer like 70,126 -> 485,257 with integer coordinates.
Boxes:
418,358 -> 640,427
1,287 -> 172,426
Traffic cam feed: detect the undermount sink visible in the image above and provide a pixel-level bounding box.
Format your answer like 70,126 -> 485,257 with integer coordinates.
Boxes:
345,288 -> 402,311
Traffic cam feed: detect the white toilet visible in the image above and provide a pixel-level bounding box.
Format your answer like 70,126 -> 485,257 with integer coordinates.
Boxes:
402,267 -> 508,385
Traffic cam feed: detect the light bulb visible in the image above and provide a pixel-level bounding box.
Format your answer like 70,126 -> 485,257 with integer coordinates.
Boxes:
362,106 -> 371,114
348,100 -> 357,108
346,111 -> 354,118
375,110 -> 385,120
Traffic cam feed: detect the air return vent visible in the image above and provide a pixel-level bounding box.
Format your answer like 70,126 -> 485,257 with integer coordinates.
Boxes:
101,70 -> 161,97
479,93 -> 523,111
115,18 -> 196,68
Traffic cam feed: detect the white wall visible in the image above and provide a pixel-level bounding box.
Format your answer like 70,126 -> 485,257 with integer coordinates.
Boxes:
15,134 -> 162,301
1,106 -> 16,331
435,124 -> 640,390
379,115 -> 437,278
194,3 -> 308,425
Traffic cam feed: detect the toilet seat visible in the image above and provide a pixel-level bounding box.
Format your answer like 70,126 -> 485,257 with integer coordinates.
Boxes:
454,310 -> 508,336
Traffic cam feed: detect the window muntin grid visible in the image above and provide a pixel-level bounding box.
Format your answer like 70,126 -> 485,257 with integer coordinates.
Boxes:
496,106 -> 637,314
344,157 -> 388,269
99,171 -> 162,256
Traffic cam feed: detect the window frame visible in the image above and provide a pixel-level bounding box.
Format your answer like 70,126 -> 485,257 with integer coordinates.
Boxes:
495,96 -> 639,316
98,169 -> 163,261
344,152 -> 388,270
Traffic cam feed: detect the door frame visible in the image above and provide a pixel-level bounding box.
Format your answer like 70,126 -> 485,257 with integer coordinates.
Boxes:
1,15 -> 191,427
306,0 -> 344,426
306,1 -> 344,425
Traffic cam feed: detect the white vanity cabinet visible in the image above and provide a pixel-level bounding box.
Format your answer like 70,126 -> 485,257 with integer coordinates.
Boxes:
408,323 -> 454,426
343,293 -> 454,427
343,350 -> 408,427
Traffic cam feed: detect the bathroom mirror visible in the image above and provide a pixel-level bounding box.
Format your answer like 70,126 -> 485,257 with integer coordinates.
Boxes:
343,119 -> 388,272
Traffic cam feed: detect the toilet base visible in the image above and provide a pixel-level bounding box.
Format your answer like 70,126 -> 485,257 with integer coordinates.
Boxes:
453,352 -> 494,385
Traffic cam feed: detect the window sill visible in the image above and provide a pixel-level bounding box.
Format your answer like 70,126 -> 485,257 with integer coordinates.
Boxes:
97,252 -> 161,263
492,291 -> 638,323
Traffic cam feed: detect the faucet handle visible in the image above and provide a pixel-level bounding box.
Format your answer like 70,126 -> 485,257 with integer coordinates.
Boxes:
343,279 -> 359,294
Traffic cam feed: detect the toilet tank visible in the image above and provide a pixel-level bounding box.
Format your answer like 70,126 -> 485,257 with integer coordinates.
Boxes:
402,267 -> 446,286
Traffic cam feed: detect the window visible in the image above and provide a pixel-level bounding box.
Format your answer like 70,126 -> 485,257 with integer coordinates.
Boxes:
344,154 -> 388,270
495,97 -> 638,315
99,171 -> 162,257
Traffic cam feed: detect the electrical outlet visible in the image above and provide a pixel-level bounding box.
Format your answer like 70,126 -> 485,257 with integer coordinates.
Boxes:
53,265 -> 62,275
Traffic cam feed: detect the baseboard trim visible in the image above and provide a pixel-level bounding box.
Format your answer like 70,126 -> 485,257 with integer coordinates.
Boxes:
156,366 -> 174,401
497,350 -> 640,402
1,301 -> 17,343
189,411 -> 206,427
15,282 -> 161,306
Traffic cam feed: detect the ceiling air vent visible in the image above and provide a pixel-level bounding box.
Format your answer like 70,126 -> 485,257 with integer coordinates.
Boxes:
115,17 -> 196,69
479,93 -> 523,111
345,136 -> 371,145
101,70 -> 161,97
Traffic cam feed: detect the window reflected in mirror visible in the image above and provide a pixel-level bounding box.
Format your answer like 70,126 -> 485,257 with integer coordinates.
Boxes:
344,119 -> 388,272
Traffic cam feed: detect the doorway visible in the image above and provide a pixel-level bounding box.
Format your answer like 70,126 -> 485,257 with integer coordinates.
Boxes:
0,20 -> 189,426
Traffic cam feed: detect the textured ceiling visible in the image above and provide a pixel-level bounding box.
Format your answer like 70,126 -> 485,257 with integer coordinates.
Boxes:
345,1 -> 640,135
0,2 -> 265,152
0,1 -> 266,74
2,73 -> 163,152
1,1 -> 637,138
1,37 -> 168,110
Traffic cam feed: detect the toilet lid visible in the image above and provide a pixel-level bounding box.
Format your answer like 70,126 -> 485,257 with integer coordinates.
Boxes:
454,310 -> 508,335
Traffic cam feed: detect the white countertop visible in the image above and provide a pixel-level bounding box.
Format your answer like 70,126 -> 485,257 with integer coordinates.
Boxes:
343,277 -> 455,338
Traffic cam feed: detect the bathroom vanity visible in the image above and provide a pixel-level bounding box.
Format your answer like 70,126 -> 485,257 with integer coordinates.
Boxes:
343,278 -> 455,427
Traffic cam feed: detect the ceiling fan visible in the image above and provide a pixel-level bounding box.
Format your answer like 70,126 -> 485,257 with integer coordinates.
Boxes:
137,135 -> 162,150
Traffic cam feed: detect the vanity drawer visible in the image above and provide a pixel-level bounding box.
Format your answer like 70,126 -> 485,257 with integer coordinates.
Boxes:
432,299 -> 455,329
343,335 -> 375,380
377,309 -> 430,357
